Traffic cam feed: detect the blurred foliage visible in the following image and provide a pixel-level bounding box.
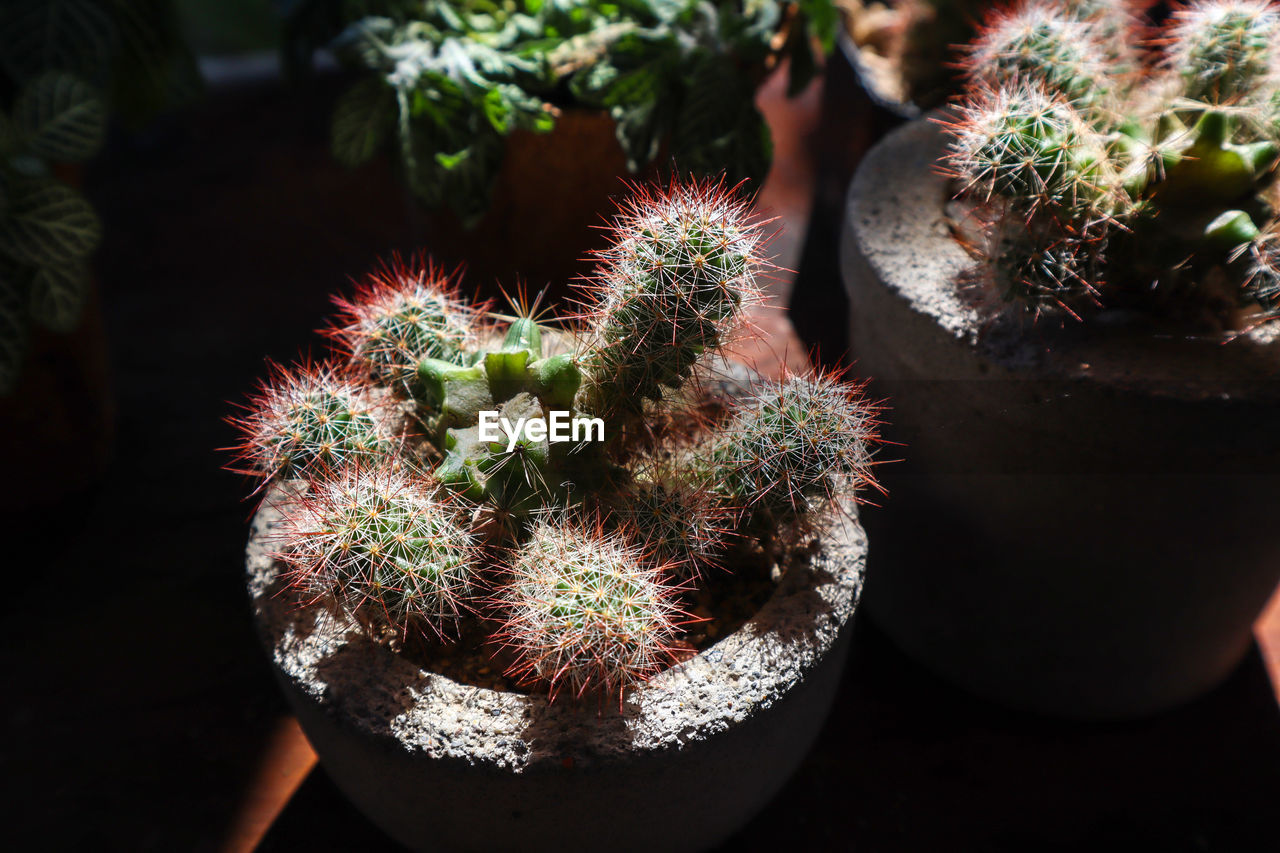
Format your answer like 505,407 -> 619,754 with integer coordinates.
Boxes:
280,1 -> 838,223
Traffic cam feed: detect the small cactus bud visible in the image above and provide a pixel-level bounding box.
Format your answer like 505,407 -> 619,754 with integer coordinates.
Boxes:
231,361 -> 388,482
331,257 -> 480,394
707,372 -> 881,525
276,463 -> 476,636
1168,0 -> 1280,104
495,515 -> 686,701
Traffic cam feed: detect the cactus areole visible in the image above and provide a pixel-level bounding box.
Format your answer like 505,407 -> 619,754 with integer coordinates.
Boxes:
231,178 -> 882,706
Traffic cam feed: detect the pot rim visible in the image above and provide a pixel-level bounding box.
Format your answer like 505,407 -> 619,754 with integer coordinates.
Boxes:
247,492 -> 865,772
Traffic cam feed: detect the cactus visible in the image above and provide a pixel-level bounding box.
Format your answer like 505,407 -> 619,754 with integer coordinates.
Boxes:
1168,0 -> 1280,105
229,361 -> 389,483
599,467 -> 734,580
276,464 -> 476,637
494,515 -> 686,702
703,373 -> 882,527
943,0 -> 1280,322
965,4 -> 1113,111
231,181 -> 881,701
329,257 -> 481,395
1246,224 -> 1280,309
576,179 -> 766,428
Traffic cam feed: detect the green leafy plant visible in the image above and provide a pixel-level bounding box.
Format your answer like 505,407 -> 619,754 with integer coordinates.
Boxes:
942,0 -> 1280,325
232,179 -> 882,703
282,0 -> 839,223
0,0 -> 200,393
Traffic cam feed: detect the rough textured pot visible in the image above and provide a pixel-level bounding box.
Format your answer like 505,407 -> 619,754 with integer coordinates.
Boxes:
840,117 -> 1280,718
247,496 -> 866,852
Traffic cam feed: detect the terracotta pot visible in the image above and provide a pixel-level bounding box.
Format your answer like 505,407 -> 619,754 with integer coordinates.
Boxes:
417,110 -> 661,303
840,117 -> 1280,718
247,493 -> 867,853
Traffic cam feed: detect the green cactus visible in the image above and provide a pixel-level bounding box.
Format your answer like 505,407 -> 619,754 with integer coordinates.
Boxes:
577,181 -> 765,428
330,259 -> 481,394
1169,0 -> 1280,105
966,5 -> 1113,110
231,361 -> 389,482
701,373 -> 882,527
944,0 -> 1280,321
232,181 -> 881,701
277,465 -> 476,636
494,515 -> 685,701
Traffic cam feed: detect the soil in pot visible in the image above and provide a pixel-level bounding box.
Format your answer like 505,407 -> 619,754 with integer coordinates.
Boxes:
840,116 -> 1280,719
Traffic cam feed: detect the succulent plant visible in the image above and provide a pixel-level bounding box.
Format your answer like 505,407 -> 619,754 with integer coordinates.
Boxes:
942,0 -> 1280,323
230,361 -> 390,483
282,0 -> 840,223
494,513 -> 686,701
279,465 -> 476,636
232,180 -> 881,702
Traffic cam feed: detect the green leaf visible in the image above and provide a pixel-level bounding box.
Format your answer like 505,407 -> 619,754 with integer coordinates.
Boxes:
15,72 -> 107,163
332,76 -> 395,167
482,87 -> 514,133
0,271 -> 30,395
0,179 -> 102,267
27,261 -> 89,332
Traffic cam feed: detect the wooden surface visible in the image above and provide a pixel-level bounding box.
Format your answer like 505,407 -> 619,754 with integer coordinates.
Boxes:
3,60 -> 1277,853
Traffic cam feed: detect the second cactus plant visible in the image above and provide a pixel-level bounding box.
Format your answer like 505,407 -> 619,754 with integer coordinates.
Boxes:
942,0 -> 1280,325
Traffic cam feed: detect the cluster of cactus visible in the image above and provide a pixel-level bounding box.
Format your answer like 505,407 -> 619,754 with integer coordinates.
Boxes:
232,180 -> 880,703
942,0 -> 1280,322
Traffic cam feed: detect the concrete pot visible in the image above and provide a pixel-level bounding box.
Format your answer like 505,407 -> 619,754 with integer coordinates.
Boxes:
840,117 -> 1280,718
247,495 -> 866,852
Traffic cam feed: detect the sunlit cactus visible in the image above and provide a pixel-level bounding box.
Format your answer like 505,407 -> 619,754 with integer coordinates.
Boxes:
703,373 -> 882,526
275,463 -> 476,636
1168,0 -> 1280,104
944,0 -> 1280,321
330,258 -> 481,393
944,83 -> 1118,217
232,179 -> 882,703
230,361 -> 387,482
577,180 -> 767,427
494,516 -> 685,702
964,4 -> 1114,110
